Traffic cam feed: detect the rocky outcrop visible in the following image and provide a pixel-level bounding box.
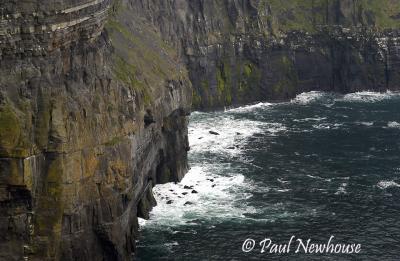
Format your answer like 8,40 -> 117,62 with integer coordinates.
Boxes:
0,0 -> 191,260
133,0 -> 400,109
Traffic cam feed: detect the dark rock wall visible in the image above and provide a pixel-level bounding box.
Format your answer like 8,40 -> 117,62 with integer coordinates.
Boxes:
0,0 -> 191,260
133,0 -> 400,109
1,0 -> 400,260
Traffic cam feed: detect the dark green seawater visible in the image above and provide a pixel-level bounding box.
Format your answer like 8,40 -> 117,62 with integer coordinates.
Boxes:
137,92 -> 400,260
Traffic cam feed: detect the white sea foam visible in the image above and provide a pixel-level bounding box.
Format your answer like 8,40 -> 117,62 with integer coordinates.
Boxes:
141,102 -> 291,228
341,91 -> 400,102
164,242 -> 179,247
377,180 -> 400,189
357,121 -> 374,126
307,174 -> 332,182
335,183 -> 348,195
189,114 -> 286,156
291,90 -> 400,106
293,117 -> 327,123
225,102 -> 272,113
291,91 -> 327,105
277,178 -> 290,184
312,123 -> 343,130
387,121 -> 400,129
189,116 -> 261,155
140,165 -> 256,228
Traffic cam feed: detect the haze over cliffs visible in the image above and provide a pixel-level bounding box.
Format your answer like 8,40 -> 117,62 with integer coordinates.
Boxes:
0,0 -> 399,260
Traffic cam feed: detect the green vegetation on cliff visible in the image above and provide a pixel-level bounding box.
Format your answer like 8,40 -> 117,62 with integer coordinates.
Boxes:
272,56 -> 298,95
106,9 -> 187,109
216,62 -> 233,105
0,104 -> 20,149
264,0 -> 400,32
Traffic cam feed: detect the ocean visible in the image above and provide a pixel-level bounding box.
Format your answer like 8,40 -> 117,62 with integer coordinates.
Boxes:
137,91 -> 400,260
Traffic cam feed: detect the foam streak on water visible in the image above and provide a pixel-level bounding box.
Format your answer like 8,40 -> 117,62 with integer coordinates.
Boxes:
341,91 -> 400,102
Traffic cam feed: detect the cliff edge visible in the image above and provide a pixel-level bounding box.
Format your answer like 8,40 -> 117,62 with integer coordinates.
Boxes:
0,0 -> 191,260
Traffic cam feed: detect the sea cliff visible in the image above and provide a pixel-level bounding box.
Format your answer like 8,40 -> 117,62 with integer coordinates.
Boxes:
0,0 -> 399,260
134,0 -> 400,109
0,0 -> 191,260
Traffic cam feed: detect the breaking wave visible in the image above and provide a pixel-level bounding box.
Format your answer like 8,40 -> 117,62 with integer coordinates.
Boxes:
139,165 -> 256,228
377,180 -> 400,189
387,121 -> 400,129
291,91 -> 329,105
341,91 -> 400,103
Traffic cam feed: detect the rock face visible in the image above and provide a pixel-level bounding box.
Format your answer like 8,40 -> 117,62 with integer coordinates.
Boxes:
0,0 -> 191,260
1,0 -> 400,260
133,0 -> 400,109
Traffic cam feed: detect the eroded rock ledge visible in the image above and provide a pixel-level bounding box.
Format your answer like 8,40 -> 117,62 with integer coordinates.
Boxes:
0,0 -> 191,260
0,0 -> 112,57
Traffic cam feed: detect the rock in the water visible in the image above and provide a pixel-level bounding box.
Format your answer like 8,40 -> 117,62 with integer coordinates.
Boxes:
167,200 -> 174,205
192,190 -> 198,194
184,201 -> 194,206
209,131 -> 220,135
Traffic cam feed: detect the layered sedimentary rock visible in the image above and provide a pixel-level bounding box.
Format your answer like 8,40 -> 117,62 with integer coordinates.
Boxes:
133,0 -> 400,109
0,0 -> 191,260
1,0 -> 400,260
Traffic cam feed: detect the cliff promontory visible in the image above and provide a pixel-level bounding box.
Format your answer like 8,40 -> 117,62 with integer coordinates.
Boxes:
0,0 -> 191,260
